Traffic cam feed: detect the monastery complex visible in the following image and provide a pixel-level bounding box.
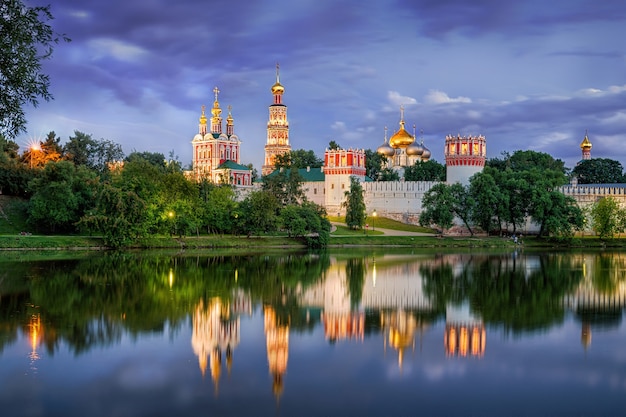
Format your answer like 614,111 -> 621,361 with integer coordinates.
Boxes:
188,66 -> 621,228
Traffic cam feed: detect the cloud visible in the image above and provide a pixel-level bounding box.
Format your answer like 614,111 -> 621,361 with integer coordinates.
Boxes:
424,90 -> 472,105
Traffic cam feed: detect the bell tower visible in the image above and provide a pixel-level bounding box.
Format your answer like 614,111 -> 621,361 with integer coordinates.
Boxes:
262,63 -> 291,176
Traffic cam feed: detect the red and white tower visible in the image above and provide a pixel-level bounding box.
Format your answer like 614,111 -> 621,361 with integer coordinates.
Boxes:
262,64 -> 291,176
323,148 -> 367,215
444,134 -> 486,185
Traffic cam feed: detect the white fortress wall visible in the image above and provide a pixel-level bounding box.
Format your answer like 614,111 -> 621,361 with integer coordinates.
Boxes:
363,180 -> 439,223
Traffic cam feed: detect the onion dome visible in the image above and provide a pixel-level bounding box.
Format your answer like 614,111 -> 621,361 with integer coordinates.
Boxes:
580,131 -> 592,150
377,126 -> 395,156
406,141 -> 424,156
193,133 -> 203,141
271,63 -> 285,95
420,142 -> 431,161
199,105 -> 208,125
389,120 -> 414,148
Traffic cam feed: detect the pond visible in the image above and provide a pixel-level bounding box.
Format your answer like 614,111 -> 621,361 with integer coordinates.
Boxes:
0,248 -> 625,416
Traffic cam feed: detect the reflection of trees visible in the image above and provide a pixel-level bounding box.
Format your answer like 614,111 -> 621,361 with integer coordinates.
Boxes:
421,253 -> 583,332
346,257 -> 365,309
0,250 -> 331,355
592,253 -> 626,294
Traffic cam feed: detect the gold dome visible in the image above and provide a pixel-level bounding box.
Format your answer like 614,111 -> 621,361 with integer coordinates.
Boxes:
580,132 -> 592,149
389,120 -> 415,148
271,81 -> 284,95
199,105 -> 207,125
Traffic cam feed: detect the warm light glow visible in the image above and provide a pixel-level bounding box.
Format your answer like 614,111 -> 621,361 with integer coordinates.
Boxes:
168,268 -> 174,288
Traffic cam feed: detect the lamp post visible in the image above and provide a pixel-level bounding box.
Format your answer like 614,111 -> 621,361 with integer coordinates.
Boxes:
30,144 -> 40,169
372,210 -> 377,231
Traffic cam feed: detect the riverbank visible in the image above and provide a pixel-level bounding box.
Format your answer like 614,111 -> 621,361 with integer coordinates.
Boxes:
0,232 -> 623,251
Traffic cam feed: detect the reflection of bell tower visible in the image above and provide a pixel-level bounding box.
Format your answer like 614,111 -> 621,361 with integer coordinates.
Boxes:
264,306 -> 289,398
191,298 -> 241,395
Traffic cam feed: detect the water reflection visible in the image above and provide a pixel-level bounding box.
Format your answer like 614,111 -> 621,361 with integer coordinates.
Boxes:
2,249 -> 626,415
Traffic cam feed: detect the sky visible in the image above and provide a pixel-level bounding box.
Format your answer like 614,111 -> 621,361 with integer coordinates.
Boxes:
19,0 -> 626,172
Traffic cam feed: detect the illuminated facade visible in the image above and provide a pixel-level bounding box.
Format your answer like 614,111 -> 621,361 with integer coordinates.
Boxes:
264,306 -> 289,398
376,106 -> 431,174
191,297 -> 242,394
262,64 -> 291,176
444,133 -> 487,185
191,87 -> 252,186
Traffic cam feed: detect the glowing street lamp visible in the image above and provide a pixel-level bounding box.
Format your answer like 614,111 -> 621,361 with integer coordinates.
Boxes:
30,144 -> 41,168
372,210 -> 377,231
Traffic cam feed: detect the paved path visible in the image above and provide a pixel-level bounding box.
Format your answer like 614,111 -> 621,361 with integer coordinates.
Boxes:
330,222 -> 433,236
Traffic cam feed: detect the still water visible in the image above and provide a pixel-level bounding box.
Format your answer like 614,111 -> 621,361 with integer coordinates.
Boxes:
1,248 -> 625,416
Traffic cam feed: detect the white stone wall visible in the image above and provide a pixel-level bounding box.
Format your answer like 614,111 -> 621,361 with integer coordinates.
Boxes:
363,181 -> 439,220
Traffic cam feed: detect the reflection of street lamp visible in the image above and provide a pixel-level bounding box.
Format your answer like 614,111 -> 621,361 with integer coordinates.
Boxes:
372,210 -> 377,231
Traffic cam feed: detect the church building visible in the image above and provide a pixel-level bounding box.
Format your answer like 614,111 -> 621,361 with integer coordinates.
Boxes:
191,87 -> 252,186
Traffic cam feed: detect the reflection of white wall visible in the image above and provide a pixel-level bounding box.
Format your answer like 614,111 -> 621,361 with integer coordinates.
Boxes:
446,302 -> 482,325
299,257 -> 433,311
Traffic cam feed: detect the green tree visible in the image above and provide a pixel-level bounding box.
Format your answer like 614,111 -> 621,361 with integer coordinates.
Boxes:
0,0 -> 69,139
262,166 -> 305,206
125,151 -> 166,169
328,141 -> 341,150
572,158 -> 625,184
379,167 -> 400,181
343,176 -> 366,230
78,183 -> 148,248
27,160 -> 97,233
364,149 -> 388,180
274,149 -> 322,169
591,197 -> 626,240
469,168 -> 505,233
419,183 -> 455,233
279,201 -> 330,247
404,160 -> 446,182
64,131 -> 124,173
239,190 -> 279,236
201,185 -> 237,234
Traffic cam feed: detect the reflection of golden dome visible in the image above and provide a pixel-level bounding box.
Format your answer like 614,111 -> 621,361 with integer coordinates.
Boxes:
389,120 -> 415,148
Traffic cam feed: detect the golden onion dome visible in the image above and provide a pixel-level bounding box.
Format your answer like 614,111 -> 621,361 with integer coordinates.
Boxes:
389,121 -> 415,148
199,105 -> 207,125
580,132 -> 592,149
211,100 -> 222,117
271,81 -> 285,95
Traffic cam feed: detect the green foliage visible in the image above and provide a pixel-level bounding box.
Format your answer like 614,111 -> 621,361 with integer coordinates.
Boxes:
201,185 -> 237,234
239,190 -> 279,236
27,161 -> 97,233
419,183 -> 456,233
125,151 -> 166,169
489,150 -> 567,175
343,176 -> 366,230
591,197 -> 626,240
328,140 -> 341,150
469,168 -> 504,233
404,159 -> 446,182
279,201 -> 330,247
78,183 -> 148,248
262,166 -> 305,206
378,167 -> 400,181
364,149 -> 387,180
0,0 -> 69,139
419,183 -> 474,235
572,158 -> 625,184
274,149 -> 323,169
63,131 -> 124,173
